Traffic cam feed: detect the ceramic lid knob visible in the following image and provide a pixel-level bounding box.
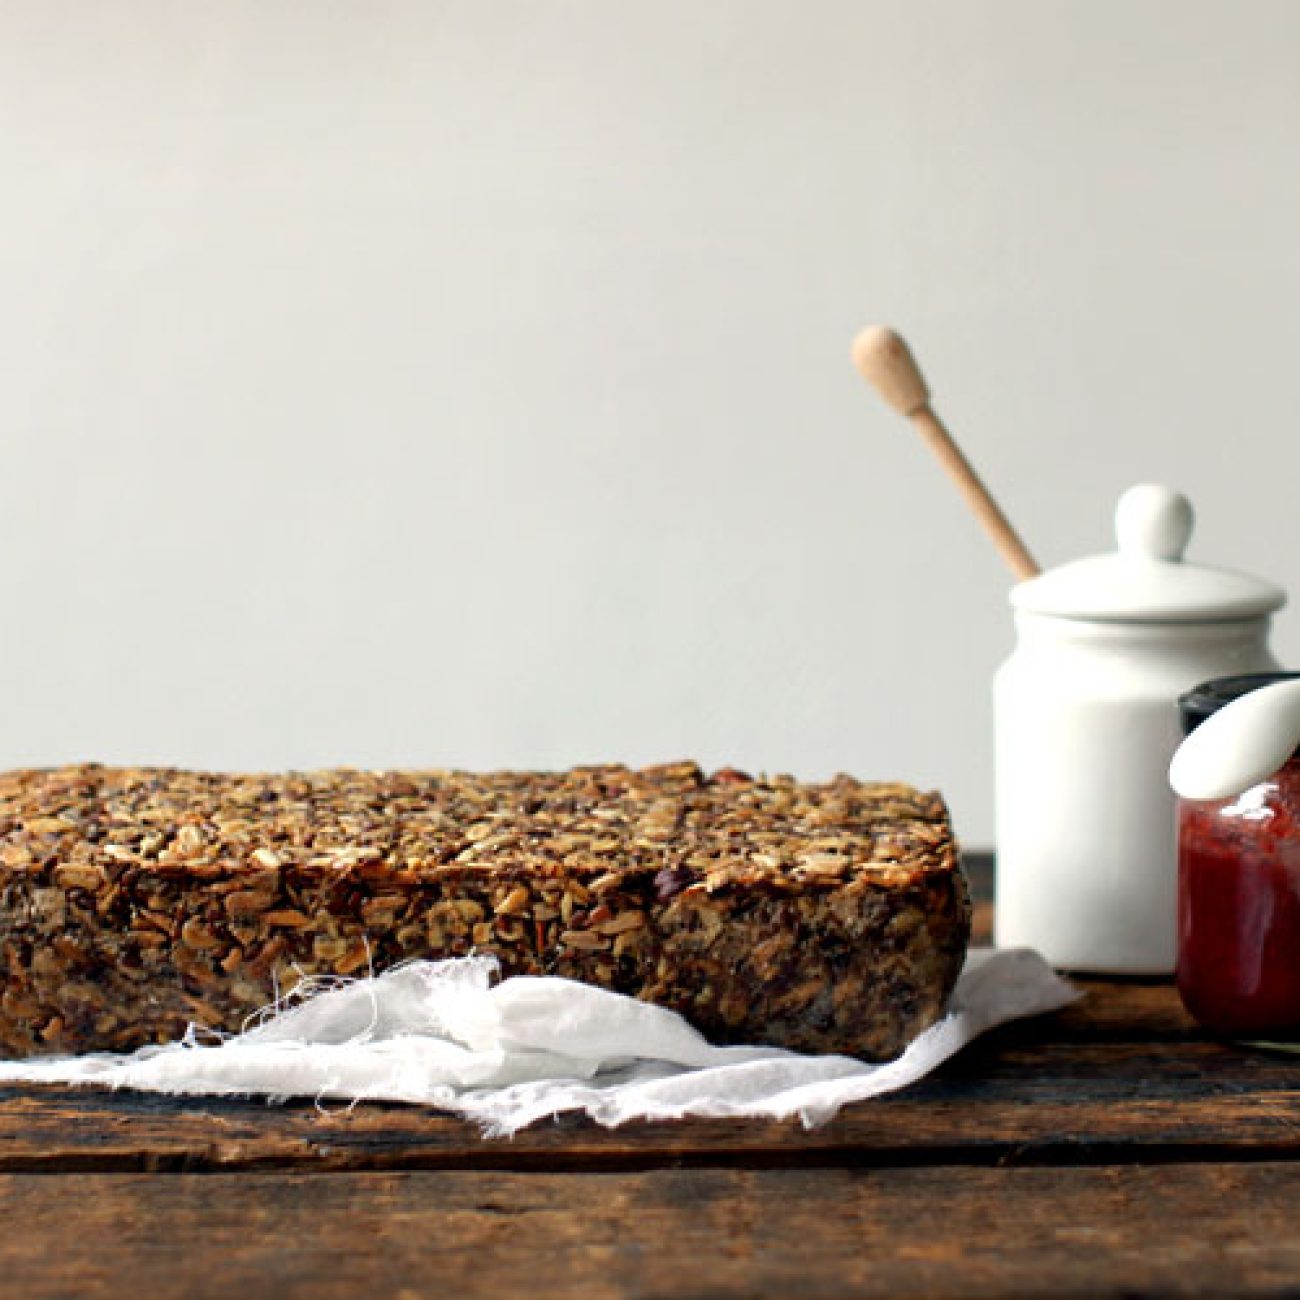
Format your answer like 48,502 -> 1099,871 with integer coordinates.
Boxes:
1115,484 -> 1194,562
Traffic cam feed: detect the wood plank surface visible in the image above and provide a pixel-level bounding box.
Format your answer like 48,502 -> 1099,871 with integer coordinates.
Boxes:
2,1164 -> 1298,1300
0,990 -> 1291,1172
4,851 -> 1298,1300
0,854 -> 1285,1174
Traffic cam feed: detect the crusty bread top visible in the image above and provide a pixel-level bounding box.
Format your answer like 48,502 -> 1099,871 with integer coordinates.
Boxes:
0,761 -> 956,894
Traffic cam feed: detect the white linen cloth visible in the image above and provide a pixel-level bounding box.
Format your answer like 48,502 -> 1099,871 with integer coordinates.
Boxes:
0,947 -> 1075,1136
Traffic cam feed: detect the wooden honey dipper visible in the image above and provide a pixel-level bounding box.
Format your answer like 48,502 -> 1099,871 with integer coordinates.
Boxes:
852,327 -> 1040,581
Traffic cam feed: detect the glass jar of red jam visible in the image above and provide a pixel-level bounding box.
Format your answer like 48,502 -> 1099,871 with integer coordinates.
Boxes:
1177,673 -> 1300,1043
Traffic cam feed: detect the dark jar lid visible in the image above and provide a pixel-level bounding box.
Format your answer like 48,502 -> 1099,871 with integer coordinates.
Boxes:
1179,672 -> 1300,737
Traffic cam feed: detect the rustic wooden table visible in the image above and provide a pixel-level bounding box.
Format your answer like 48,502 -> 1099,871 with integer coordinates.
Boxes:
0,854 -> 1296,1298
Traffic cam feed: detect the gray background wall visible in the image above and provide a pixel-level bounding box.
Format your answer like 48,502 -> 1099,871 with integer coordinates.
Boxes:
2,0 -> 1297,845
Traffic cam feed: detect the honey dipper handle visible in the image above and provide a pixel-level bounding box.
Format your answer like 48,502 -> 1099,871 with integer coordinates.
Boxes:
852,327 -> 1041,581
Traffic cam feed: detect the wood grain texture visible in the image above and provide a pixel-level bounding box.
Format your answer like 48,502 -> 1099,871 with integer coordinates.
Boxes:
0,992 -> 1283,1173
0,856 -> 1252,1175
3,1164 -> 1300,1300
2,851 -> 1296,1300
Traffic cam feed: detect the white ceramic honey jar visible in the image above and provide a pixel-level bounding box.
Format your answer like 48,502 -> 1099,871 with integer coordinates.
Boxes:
993,484 -> 1285,974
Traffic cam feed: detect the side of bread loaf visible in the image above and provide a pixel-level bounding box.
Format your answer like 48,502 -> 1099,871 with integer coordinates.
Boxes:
0,762 -> 969,1058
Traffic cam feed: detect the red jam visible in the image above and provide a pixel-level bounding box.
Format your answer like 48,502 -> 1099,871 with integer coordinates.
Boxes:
1177,756 -> 1300,1040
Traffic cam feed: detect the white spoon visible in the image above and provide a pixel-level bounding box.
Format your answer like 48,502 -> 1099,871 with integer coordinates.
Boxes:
1169,677 -> 1300,801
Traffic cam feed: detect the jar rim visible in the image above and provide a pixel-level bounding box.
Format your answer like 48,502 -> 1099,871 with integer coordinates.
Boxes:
1179,672 -> 1300,738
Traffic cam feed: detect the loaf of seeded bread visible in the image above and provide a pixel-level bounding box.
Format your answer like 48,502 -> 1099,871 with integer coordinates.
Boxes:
0,761 -> 969,1059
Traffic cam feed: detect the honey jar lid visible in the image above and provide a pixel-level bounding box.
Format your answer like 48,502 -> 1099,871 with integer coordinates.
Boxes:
1011,485 -> 1286,623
